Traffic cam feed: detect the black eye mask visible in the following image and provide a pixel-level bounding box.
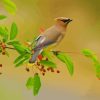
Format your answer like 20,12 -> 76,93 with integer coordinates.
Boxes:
61,19 -> 68,23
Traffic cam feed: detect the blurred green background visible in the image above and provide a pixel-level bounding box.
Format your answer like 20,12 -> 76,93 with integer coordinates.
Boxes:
0,0 -> 100,100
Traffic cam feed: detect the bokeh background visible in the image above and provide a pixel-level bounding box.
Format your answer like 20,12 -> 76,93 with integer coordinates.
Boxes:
0,0 -> 100,100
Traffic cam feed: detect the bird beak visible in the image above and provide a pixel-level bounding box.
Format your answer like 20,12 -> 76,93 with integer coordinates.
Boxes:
54,17 -> 73,24
69,19 -> 73,22
66,19 -> 72,24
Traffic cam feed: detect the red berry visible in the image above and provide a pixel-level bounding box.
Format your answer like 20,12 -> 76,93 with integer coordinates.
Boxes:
38,54 -> 43,60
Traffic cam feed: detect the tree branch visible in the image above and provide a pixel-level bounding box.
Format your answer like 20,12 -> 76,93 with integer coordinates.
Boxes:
51,50 -> 82,55
62,51 -> 82,55
4,46 -> 86,55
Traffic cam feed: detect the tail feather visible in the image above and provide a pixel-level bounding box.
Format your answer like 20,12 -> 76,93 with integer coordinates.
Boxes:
29,49 -> 42,63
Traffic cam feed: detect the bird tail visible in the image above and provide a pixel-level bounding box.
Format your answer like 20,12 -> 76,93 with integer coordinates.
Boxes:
29,49 -> 42,63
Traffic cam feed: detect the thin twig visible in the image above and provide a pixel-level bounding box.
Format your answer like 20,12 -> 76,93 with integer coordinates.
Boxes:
4,46 -> 97,56
62,51 -> 82,55
5,46 -> 83,55
5,46 -> 82,55
5,46 -> 16,50
50,50 -> 82,55
5,46 -> 31,54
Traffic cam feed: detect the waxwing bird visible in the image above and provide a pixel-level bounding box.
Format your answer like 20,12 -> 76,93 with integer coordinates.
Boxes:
29,17 -> 72,63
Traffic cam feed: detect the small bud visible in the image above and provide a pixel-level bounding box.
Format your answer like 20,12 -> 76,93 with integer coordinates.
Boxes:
47,68 -> 50,71
57,70 -> 60,73
51,68 -> 54,72
37,62 -> 40,66
42,73 -> 45,76
26,68 -> 30,72
2,52 -> 5,55
41,65 -> 44,69
46,58 -> 48,61
43,69 -> 46,72
0,64 -> 2,67
35,73 -> 38,75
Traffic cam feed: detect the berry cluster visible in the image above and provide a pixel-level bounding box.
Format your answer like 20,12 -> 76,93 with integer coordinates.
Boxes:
25,54 -> 60,76
0,42 -> 6,55
0,42 -> 6,74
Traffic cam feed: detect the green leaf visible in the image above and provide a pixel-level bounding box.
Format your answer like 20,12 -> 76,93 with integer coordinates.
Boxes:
41,50 -> 53,61
26,75 -> 41,96
10,41 -> 28,54
95,63 -> 100,78
82,49 -> 93,57
0,15 -> 7,20
40,60 -> 57,68
33,74 -> 41,96
30,34 -> 38,47
0,27 -> 9,42
8,40 -> 30,54
5,51 -> 9,57
94,62 -> 100,79
53,51 -> 74,76
14,54 -> 25,64
3,27 -> 9,42
15,57 -> 28,67
14,53 -> 30,67
0,47 -> 2,53
0,27 -> 4,36
7,40 -> 20,45
26,77 -> 34,89
25,48 -> 31,54
12,44 -> 25,54
14,53 -> 30,64
10,22 -> 18,40
3,0 -> 17,14
24,53 -> 30,59
82,49 -> 100,78
82,49 -> 98,63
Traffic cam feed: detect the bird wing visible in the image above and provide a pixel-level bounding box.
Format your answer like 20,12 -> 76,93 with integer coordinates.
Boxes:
33,26 -> 62,50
